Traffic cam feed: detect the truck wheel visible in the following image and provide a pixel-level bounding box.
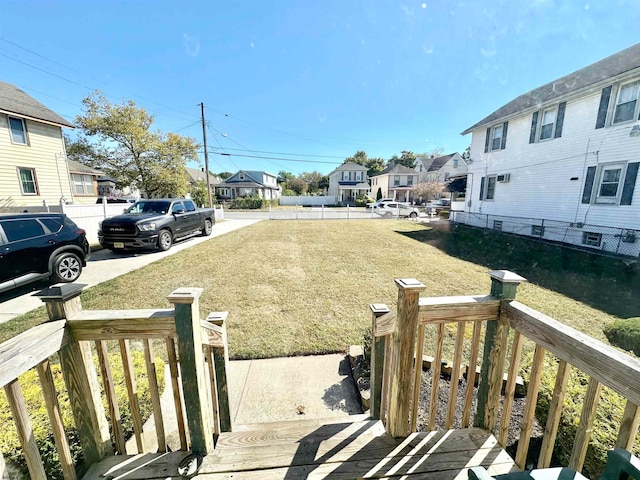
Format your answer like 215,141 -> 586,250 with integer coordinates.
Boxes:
52,252 -> 83,283
201,219 -> 213,236
158,229 -> 173,251
409,212 -> 418,218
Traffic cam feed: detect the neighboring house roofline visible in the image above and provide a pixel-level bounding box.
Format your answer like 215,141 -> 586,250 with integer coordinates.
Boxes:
461,42 -> 640,135
67,159 -> 104,176
372,163 -> 417,177
328,162 -> 368,176
0,80 -> 74,128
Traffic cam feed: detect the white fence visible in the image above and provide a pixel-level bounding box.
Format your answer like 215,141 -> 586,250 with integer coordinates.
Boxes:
278,195 -> 337,207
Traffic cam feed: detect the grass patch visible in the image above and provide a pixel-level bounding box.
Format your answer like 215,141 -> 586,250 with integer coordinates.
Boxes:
2,220 -> 629,358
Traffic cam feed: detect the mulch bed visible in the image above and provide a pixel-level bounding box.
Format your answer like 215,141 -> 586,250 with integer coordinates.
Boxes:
351,354 -> 543,469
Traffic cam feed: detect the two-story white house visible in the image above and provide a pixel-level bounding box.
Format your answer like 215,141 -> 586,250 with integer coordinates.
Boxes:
369,164 -> 420,203
415,153 -> 467,184
0,80 -> 75,210
457,43 -> 640,257
214,170 -> 281,200
327,162 -> 369,205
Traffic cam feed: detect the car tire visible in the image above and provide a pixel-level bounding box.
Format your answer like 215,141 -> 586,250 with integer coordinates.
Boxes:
158,229 -> 173,251
52,252 -> 83,283
409,212 -> 418,218
201,219 -> 213,236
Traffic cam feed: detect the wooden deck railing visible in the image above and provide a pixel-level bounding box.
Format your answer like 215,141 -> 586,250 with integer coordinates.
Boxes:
0,284 -> 231,480
371,270 -> 640,473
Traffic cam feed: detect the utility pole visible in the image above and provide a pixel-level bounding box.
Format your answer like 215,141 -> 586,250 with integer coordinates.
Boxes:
200,102 -> 213,208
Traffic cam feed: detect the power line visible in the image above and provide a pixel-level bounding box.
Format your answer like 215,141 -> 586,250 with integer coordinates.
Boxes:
211,151 -> 343,165
208,146 -> 347,159
0,42 -> 198,123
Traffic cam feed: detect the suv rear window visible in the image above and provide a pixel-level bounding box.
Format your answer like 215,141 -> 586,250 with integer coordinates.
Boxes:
1,219 -> 45,242
40,218 -> 63,233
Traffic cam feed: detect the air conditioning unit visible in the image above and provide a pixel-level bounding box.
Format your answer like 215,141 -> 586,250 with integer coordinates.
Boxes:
497,173 -> 511,183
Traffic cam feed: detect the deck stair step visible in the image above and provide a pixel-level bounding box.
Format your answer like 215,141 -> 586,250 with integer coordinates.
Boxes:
82,416 -> 516,479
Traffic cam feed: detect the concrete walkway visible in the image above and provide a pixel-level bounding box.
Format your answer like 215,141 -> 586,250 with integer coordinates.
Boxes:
127,353 -> 363,453
0,219 -> 261,323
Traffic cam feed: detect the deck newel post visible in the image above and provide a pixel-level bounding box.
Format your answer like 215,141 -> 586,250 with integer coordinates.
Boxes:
36,283 -> 111,466
168,288 -> 215,455
206,313 -> 232,433
369,303 -> 391,421
475,270 -> 526,430
387,278 -> 426,438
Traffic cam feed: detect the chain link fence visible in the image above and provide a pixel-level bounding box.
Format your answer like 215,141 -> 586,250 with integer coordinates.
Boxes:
451,211 -> 640,258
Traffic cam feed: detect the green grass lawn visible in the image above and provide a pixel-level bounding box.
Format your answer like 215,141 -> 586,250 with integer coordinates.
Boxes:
2,220 -> 633,359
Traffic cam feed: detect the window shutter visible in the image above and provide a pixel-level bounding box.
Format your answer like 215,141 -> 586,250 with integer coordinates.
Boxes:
529,111 -> 539,144
595,85 -> 612,129
581,166 -> 596,204
484,128 -> 490,153
620,162 -> 639,205
554,102 -> 566,138
479,177 -> 485,200
500,122 -> 508,149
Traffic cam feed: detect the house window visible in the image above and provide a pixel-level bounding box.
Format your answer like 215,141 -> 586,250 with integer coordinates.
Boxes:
8,116 -> 28,145
453,158 -> 459,168
595,163 -> 624,204
72,174 -> 95,195
491,125 -> 503,151
582,232 -> 602,247
531,225 -> 545,236
239,173 -> 245,180
539,108 -> 557,140
613,81 -> 640,124
407,176 -> 413,186
17,167 -> 38,195
444,172 -> 450,181
493,220 -> 503,231
394,175 -> 400,186
485,176 -> 497,200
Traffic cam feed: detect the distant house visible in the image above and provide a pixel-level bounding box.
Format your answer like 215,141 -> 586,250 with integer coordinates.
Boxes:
215,170 -> 280,200
369,164 -> 420,203
0,80 -> 75,209
186,166 -> 221,189
456,43 -> 640,257
67,159 -> 104,204
327,162 -> 369,205
415,153 -> 466,183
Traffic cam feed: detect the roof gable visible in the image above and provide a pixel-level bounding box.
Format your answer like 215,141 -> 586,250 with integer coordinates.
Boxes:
328,162 -> 368,176
462,42 -> 640,134
0,80 -> 74,128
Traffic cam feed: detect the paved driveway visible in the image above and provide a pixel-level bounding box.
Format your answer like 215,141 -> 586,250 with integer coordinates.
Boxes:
0,219 -> 261,323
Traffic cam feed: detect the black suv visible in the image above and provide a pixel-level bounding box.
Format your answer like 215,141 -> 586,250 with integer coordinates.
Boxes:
0,214 -> 90,294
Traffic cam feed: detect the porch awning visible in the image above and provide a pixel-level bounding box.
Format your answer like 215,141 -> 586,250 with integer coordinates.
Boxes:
338,183 -> 370,190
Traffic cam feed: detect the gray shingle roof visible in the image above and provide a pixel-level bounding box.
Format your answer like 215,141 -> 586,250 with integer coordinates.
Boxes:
461,42 -> 640,135
375,163 -> 417,176
0,80 -> 74,128
328,162 -> 368,176
67,159 -> 104,175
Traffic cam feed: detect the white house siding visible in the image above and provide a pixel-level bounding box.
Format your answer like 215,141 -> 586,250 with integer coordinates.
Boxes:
463,88 -> 640,256
0,116 -> 72,208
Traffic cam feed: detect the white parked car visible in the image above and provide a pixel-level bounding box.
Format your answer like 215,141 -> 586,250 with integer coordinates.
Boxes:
366,198 -> 394,209
376,202 -> 420,218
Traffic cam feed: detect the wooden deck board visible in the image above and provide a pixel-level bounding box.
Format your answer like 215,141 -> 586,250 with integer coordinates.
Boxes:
81,419 -> 517,480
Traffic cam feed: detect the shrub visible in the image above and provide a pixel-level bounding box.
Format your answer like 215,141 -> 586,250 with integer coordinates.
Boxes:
0,349 -> 165,479
362,326 -> 372,360
230,196 -> 265,209
603,317 -> 640,355
355,194 -> 367,207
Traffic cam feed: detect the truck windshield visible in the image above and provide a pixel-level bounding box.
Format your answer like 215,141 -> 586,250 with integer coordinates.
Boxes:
127,201 -> 172,215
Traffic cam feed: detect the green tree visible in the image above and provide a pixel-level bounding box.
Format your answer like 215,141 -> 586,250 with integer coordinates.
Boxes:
300,171 -> 326,194
461,146 -> 470,162
218,171 -> 233,180
189,179 -> 208,207
75,91 -> 199,198
388,150 -> 417,169
344,151 -> 386,178
376,187 -> 382,201
288,178 -> 308,195
278,171 -> 295,184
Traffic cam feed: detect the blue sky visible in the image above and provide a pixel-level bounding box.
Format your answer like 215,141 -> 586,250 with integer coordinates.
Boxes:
1,0 -> 639,175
